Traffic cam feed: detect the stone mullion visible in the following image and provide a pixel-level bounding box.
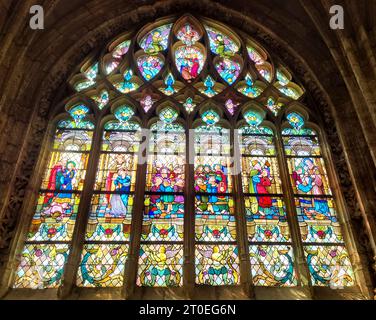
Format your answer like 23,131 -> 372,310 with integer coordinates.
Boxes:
232,129 -> 254,298
123,131 -> 148,299
58,125 -> 103,299
184,126 -> 195,297
274,130 -> 313,297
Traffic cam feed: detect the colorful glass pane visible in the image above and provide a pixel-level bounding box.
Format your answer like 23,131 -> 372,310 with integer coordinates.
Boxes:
139,24 -> 173,54
112,40 -> 131,59
241,157 -> 281,194
41,152 -> 90,191
53,129 -> 93,151
137,244 -> 183,287
256,64 -> 272,82
195,245 -> 240,285
143,195 -> 184,241
239,135 -> 275,156
247,46 -> 265,64
102,130 -> 140,153
175,46 -> 205,81
266,97 -> 283,116
283,136 -> 321,156
195,196 -> 236,242
149,130 -> 185,153
225,99 -> 239,115
157,107 -> 178,124
304,245 -> 354,287
201,109 -> 220,126
243,110 -> 264,127
74,80 -> 95,92
137,55 -> 164,81
95,153 -> 137,191
146,155 -> 185,191
77,244 -> 128,287
177,23 -> 200,45
104,121 -> 140,132
58,119 -> 94,130
239,125 -> 274,136
13,244 -> 70,289
205,26 -> 239,57
237,74 -> 263,98
183,97 -> 196,113
199,75 -> 220,97
91,90 -> 109,110
106,40 -> 131,74
84,63 -> 99,81
140,95 -> 156,113
287,157 -> 331,196
194,156 -> 232,193
215,58 -> 241,84
245,196 -> 289,242
287,112 -> 305,130
86,194 -> 134,241
113,69 -> 140,93
249,245 -> 297,286
160,73 -> 177,96
114,105 -> 134,123
279,86 -> 302,100
195,130 -> 231,155
295,197 -> 343,243
27,193 -> 80,242
68,104 -> 89,124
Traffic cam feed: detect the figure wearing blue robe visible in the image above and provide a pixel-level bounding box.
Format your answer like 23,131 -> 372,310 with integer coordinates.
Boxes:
110,174 -> 131,216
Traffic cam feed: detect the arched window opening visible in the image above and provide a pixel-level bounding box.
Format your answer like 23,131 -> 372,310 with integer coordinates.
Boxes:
11,15 -> 358,296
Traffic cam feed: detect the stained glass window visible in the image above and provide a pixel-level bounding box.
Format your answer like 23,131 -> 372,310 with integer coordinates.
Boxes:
77,106 -> 140,288
13,15 -> 358,295
282,113 -> 355,287
239,110 -> 297,287
14,105 -> 94,288
138,106 -> 185,287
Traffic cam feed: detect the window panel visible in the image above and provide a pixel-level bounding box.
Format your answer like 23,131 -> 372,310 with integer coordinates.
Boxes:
244,196 -> 290,242
287,157 -> 332,196
78,117 -> 137,288
194,156 -> 232,193
249,245 -> 297,287
139,109 -> 185,287
295,197 -> 343,244
137,244 -> 183,287
304,245 -> 354,287
13,244 -> 70,289
145,154 -> 185,192
283,114 -> 355,287
86,194 -> 134,241
41,151 -> 90,191
77,244 -> 128,288
143,195 -> 184,241
27,192 -> 81,242
241,157 -> 282,194
95,153 -> 138,192
14,121 -> 93,289
240,128 -> 296,287
195,244 -> 240,285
